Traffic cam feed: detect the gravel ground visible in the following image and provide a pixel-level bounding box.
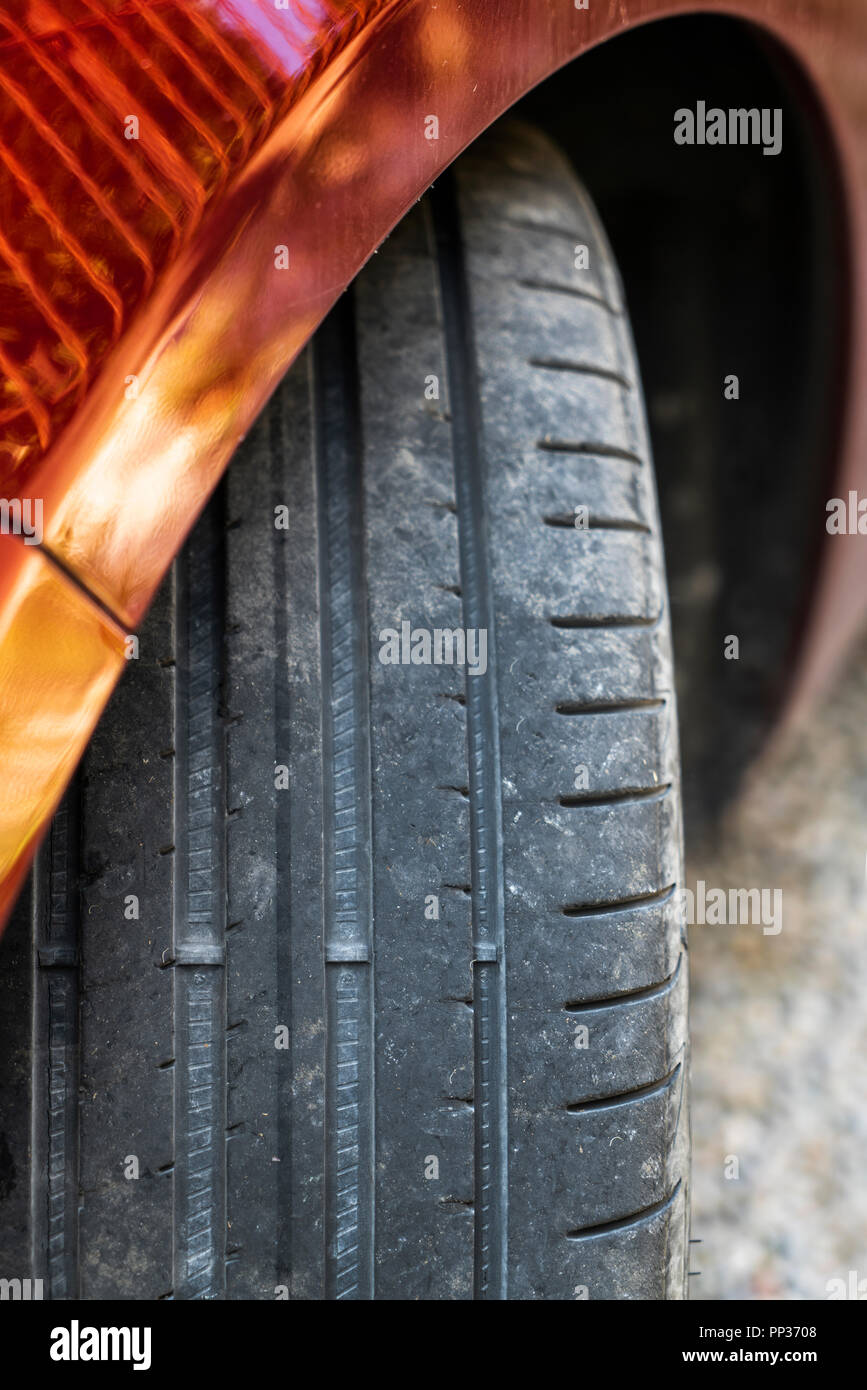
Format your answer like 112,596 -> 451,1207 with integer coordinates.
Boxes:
688,631 -> 867,1301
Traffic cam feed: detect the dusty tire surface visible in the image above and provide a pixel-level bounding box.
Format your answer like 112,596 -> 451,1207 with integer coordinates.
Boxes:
0,121 -> 688,1300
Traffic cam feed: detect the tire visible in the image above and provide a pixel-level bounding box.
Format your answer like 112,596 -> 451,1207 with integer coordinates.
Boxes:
0,121 -> 688,1300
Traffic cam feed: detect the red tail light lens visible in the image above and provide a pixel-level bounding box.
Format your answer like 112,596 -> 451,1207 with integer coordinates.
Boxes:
0,0 -> 378,483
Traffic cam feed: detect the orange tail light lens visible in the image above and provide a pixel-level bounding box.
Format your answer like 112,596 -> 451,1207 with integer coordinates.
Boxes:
0,0 -> 382,486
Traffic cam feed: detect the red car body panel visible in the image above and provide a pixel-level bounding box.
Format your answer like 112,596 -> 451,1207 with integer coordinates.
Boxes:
0,0 -> 864,926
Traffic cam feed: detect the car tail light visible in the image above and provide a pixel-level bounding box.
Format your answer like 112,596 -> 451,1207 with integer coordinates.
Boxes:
0,0 -> 380,488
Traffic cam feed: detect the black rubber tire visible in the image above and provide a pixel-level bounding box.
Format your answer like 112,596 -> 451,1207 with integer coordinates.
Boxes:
0,121 -> 688,1301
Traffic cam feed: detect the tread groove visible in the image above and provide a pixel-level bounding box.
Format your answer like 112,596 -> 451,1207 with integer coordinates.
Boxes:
566,1181 -> 683,1240
496,216 -> 600,244
516,278 -> 618,312
562,884 -> 678,919
314,296 -> 375,1301
566,1063 -> 682,1114
558,784 -> 672,808
172,504 -> 228,1300
432,174 -> 509,1301
536,440 -> 643,464
543,514 -> 651,534
550,612 -> 662,629
528,357 -> 632,389
564,956 -> 683,1012
32,791 -> 81,1300
556,698 -> 665,716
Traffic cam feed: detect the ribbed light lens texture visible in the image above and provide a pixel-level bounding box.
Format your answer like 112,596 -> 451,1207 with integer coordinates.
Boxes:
0,0 -> 380,483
